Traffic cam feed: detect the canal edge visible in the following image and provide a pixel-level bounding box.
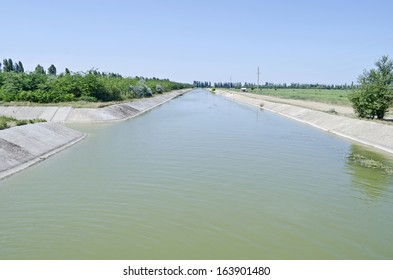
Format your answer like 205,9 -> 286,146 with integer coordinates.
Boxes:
0,89 -> 193,181
215,89 -> 393,156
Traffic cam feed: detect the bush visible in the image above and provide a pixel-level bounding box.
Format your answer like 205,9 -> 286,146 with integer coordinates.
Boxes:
129,79 -> 152,98
0,121 -> 8,130
0,60 -> 191,103
156,84 -> 164,94
16,120 -> 28,126
349,56 -> 393,119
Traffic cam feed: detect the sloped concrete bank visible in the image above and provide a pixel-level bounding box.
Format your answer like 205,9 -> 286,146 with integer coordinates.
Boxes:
0,89 -> 189,123
66,89 -> 189,122
217,90 -> 393,155
0,89 -> 191,180
0,122 -> 86,180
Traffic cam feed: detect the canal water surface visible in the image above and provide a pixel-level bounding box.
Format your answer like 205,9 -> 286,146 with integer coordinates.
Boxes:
1,89 -> 393,259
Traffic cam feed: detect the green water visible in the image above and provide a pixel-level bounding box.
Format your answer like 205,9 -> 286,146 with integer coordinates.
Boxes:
1,89 -> 393,259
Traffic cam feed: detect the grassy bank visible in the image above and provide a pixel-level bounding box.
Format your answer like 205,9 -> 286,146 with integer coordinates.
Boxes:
235,88 -> 352,105
0,115 -> 46,130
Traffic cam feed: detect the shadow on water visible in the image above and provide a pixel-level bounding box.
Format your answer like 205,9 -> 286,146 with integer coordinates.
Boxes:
346,145 -> 393,200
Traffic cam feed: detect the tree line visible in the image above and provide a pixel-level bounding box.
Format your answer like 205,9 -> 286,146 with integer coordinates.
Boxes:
193,81 -> 211,88
260,82 -> 355,90
195,80 -> 355,90
0,58 -> 191,103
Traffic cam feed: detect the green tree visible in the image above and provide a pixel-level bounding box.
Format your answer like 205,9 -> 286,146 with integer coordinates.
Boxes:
14,63 -> 20,72
35,64 -> 46,75
14,61 -> 24,73
48,64 -> 57,76
2,59 -> 8,71
349,56 -> 393,119
18,61 -> 24,73
65,68 -> 71,75
7,59 -> 14,72
2,58 -> 15,72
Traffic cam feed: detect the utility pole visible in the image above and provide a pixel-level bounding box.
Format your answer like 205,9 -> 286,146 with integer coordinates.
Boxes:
257,66 -> 260,90
230,76 -> 232,89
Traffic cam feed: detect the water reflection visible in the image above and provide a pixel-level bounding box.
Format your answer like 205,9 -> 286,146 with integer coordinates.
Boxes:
346,145 -> 393,200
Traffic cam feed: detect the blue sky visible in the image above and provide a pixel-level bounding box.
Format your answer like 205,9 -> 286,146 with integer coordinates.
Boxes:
2,0 -> 393,84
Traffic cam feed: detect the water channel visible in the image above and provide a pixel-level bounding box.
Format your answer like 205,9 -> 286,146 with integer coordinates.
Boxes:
1,89 -> 393,259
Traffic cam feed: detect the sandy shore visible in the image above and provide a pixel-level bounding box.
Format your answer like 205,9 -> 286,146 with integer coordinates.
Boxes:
216,89 -> 393,155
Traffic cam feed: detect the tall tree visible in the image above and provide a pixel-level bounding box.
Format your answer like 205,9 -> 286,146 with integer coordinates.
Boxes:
14,62 -> 20,72
14,61 -> 24,73
48,64 -> 57,76
65,68 -> 71,75
2,59 -> 7,71
17,61 -> 24,73
3,58 -> 15,72
35,64 -> 46,74
7,59 -> 14,72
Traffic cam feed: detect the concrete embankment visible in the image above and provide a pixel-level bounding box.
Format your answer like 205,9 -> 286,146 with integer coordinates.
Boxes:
66,90 -> 188,122
0,122 -> 85,180
0,89 -> 189,123
217,90 -> 393,155
0,89 -> 190,180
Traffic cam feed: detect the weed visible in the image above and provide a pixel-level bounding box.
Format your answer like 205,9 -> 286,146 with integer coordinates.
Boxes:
348,153 -> 393,175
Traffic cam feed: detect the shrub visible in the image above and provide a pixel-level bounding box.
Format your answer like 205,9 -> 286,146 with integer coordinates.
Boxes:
129,79 -> 152,98
156,84 -> 164,94
349,56 -> 393,119
0,121 -> 8,130
0,60 -> 191,103
16,120 -> 28,126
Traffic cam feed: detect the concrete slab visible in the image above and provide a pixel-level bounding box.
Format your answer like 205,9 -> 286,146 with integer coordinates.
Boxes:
51,107 -> 73,122
0,123 -> 85,180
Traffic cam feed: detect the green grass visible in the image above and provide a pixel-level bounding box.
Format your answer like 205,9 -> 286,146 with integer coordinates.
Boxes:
0,115 -> 46,130
239,88 -> 352,105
